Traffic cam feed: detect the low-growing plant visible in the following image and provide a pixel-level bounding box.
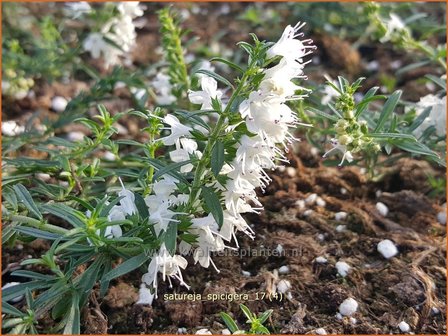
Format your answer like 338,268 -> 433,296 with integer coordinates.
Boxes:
2,3 -> 446,334
220,304 -> 273,334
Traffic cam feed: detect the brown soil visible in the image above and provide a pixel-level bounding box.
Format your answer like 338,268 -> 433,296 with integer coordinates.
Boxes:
2,2 -> 446,335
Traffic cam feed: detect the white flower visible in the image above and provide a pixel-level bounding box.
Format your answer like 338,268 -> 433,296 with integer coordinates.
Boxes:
412,94 -> 446,138
117,177 -> 137,216
190,214 -> 225,271
152,73 -> 176,105
196,60 -> 215,79
136,284 -> 154,305
149,201 -> 180,235
323,138 -> 354,166
188,76 -> 223,110
169,138 -> 201,173
267,22 -> 315,63
321,82 -> 339,105
159,114 -> 192,146
65,2 -> 91,19
380,14 -> 406,43
117,1 -> 144,18
142,243 -> 189,298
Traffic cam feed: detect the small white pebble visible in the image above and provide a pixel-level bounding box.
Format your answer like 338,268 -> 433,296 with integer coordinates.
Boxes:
340,188 -> 347,195
295,200 -> 306,210
278,265 -> 289,274
2,120 -> 25,136
277,166 -> 286,173
376,202 -> 389,217
334,211 -> 347,221
303,209 -> 314,217
335,261 -> 351,277
349,317 -> 357,324
103,151 -> 116,161
305,193 -> 318,205
398,321 -> 410,332
317,233 -> 325,241
316,197 -> 326,207
310,147 -> 319,156
377,239 -> 398,259
2,282 -> 23,303
339,298 -> 358,316
196,329 -> 212,335
36,173 -> 51,182
360,168 -> 367,175
335,312 -> 343,320
375,190 -> 382,198
241,270 -> 251,277
286,292 -> 293,300
432,307 -> 440,315
277,279 -> 291,294
315,256 -> 327,264
51,96 -> 68,112
314,328 -> 327,335
67,131 -> 85,142
276,244 -> 284,254
286,167 -> 296,177
437,212 -> 446,225
336,225 -> 346,232
222,329 -> 231,335
177,327 -> 187,334
136,284 -> 154,305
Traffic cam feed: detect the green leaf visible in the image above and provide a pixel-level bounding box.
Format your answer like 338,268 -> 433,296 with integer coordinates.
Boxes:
2,281 -> 49,302
369,133 -> 416,140
408,106 -> 431,132
425,74 -> 446,90
209,57 -> 244,73
134,193 -> 149,220
11,270 -> 54,281
211,141 -> 225,177
164,222 -> 178,255
240,304 -> 254,322
101,252 -> 149,283
63,293 -> 80,335
374,90 -> 402,132
354,86 -> 381,118
196,69 -> 234,90
396,60 -> 430,75
14,227 -> 62,240
220,312 -> 239,333
201,186 -> 223,227
1,302 -> 25,317
41,203 -> 86,228
307,107 -> 338,122
147,158 -> 189,184
258,309 -> 273,324
13,184 -> 42,220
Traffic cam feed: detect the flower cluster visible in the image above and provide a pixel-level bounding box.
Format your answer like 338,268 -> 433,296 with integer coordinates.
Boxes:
134,23 -> 314,298
412,93 -> 447,139
81,2 -> 144,67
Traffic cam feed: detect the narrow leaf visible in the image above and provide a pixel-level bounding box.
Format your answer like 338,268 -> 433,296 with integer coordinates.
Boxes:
13,184 -> 42,220
211,141 -> 225,177
201,186 -> 223,227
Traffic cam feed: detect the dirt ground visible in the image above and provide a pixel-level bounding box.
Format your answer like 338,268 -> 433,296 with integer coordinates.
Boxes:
2,2 -> 446,335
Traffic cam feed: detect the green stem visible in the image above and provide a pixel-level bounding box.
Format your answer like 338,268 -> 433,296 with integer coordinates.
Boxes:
185,68 -> 253,213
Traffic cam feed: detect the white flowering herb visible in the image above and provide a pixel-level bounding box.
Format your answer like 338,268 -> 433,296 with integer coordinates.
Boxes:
2,4 -> 446,334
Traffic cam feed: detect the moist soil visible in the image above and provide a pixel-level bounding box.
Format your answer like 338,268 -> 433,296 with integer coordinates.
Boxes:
2,2 -> 446,334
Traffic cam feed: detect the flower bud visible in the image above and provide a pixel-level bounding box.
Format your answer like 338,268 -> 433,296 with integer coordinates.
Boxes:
338,134 -> 353,145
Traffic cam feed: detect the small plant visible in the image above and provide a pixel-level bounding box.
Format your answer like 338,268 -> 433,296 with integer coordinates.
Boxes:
220,304 -> 273,334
